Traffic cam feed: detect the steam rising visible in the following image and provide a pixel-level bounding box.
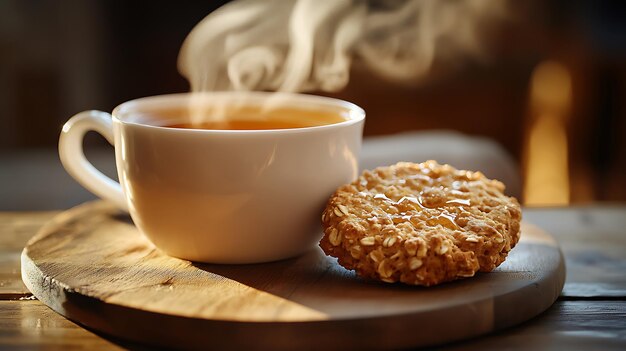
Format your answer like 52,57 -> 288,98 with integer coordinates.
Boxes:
178,0 -> 506,93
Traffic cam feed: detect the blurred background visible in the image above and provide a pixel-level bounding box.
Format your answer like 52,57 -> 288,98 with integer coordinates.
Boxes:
1,0 -> 625,210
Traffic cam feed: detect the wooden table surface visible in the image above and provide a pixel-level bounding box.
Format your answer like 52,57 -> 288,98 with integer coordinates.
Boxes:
1,205 -> 625,350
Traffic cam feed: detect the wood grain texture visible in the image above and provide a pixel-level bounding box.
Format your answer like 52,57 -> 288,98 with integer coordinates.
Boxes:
439,301 -> 626,350
0,212 -> 57,297
20,201 -> 565,350
524,206 -> 626,297
1,300 -> 623,351
0,300 -> 125,350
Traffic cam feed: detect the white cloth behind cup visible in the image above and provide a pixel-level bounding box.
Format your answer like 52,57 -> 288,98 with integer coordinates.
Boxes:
360,130 -> 521,198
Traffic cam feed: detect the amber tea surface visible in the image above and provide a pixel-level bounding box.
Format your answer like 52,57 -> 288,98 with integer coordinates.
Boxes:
167,120 -> 308,130
146,105 -> 348,130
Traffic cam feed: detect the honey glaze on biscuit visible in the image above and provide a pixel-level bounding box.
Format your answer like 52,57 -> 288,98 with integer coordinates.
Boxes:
359,177 -> 474,230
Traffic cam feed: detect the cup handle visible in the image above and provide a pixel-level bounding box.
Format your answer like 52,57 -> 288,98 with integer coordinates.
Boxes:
59,110 -> 128,211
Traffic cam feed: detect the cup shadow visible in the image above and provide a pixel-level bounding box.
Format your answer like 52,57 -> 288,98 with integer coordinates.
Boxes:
107,208 -> 472,318
189,247 -> 465,316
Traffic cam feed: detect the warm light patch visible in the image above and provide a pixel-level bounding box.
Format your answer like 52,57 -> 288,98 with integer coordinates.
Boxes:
523,61 -> 572,205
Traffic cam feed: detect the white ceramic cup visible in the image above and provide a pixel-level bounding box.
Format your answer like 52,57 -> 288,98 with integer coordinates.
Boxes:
59,92 -> 365,263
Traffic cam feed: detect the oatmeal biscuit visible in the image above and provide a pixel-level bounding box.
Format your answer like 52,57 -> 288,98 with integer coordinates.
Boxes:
320,161 -> 521,286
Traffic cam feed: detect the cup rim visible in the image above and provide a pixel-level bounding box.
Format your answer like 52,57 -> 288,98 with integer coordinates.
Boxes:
111,91 -> 365,134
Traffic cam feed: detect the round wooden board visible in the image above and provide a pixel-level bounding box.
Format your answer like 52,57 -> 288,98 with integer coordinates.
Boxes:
22,201 -> 565,350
